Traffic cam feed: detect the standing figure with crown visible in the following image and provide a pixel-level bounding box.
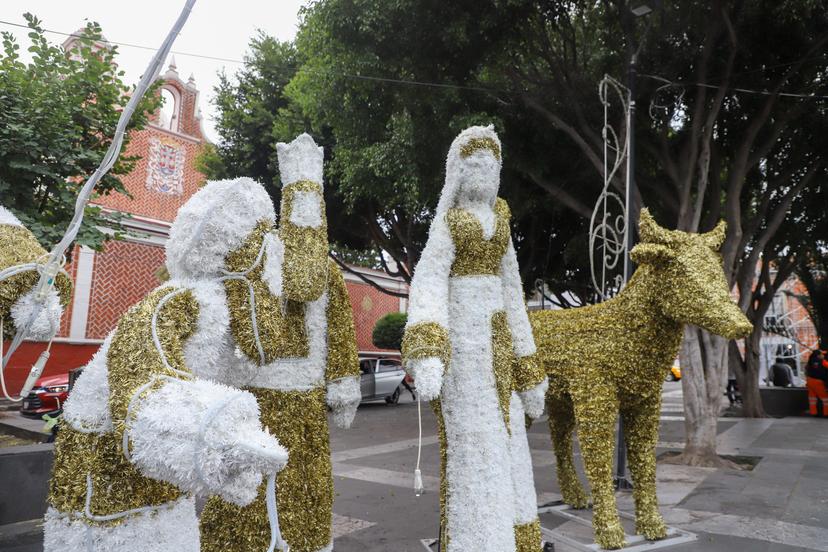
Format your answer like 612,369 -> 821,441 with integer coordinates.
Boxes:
199,133 -> 361,552
402,126 -> 548,551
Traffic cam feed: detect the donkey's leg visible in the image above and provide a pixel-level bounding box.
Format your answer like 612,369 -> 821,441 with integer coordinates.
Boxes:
572,384 -> 625,550
546,389 -> 588,508
621,395 -> 667,540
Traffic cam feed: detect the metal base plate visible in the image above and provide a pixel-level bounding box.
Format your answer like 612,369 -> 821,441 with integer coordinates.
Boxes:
539,502 -> 697,551
421,538 -> 555,551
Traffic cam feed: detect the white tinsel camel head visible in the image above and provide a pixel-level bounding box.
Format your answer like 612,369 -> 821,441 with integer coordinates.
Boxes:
437,125 -> 502,216
166,177 -> 275,280
276,133 -> 324,187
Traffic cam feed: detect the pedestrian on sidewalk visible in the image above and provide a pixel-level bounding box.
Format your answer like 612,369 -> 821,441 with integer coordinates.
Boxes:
806,349 -> 828,416
401,373 -> 417,401
726,363 -> 740,405
806,349 -> 828,382
771,357 -> 795,387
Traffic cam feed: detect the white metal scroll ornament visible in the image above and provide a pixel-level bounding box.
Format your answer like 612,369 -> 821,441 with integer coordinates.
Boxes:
589,75 -> 629,300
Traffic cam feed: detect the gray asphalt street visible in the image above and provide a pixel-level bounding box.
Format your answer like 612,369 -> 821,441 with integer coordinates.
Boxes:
329,382 -> 828,552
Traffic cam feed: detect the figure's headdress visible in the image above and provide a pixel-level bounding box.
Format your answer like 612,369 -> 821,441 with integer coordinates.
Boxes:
166,177 -> 275,280
436,125 -> 502,216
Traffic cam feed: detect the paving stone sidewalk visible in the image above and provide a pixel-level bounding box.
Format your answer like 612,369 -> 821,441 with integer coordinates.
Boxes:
1,382 -> 827,551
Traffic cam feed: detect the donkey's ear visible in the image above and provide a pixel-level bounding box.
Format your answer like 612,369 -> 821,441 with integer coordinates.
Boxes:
702,220 -> 727,251
638,208 -> 673,244
630,243 -> 676,266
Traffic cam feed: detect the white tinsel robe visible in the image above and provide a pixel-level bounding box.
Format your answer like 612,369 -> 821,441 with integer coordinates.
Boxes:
402,125 -> 548,552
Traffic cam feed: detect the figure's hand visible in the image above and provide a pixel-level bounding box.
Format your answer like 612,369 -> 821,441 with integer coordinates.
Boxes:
10,287 -> 63,341
218,426 -> 288,506
128,379 -> 288,508
519,377 -> 548,420
409,357 -> 444,401
327,376 -> 361,429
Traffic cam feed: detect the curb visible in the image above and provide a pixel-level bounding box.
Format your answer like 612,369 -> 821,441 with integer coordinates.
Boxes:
0,419 -> 49,443
0,518 -> 43,549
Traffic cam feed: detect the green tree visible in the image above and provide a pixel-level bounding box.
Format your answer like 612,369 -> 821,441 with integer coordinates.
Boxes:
0,14 -> 160,249
796,259 -> 828,352
372,312 -> 407,350
204,32 -> 373,259
205,1 -> 828,462
790,185 -> 828,351
489,0 -> 828,459
208,33 -> 303,187
206,1 -> 595,296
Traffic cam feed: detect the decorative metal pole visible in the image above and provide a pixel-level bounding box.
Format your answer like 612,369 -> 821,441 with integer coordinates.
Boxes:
589,76 -> 628,301
592,72 -> 633,491
614,51 -> 638,492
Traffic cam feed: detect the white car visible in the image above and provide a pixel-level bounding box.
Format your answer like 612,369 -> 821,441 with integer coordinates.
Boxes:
359,357 -> 406,404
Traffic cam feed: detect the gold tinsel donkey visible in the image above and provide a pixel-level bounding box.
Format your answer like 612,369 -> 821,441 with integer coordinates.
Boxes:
530,210 -> 752,550
199,133 -> 361,552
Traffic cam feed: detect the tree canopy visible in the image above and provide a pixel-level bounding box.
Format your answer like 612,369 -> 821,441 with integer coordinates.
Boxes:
205,0 -> 828,460
0,14 -> 160,249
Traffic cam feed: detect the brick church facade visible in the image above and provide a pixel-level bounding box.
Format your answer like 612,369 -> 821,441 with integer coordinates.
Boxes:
5,58 -> 406,390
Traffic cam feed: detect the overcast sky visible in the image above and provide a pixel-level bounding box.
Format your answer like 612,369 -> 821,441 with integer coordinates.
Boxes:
0,0 -> 308,143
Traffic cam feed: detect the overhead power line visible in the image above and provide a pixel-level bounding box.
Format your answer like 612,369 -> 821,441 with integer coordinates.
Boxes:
641,73 -> 828,101
0,18 -> 243,64
1,18 -> 826,100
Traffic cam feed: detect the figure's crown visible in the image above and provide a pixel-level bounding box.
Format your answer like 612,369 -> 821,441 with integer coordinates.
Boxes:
276,133 -> 324,187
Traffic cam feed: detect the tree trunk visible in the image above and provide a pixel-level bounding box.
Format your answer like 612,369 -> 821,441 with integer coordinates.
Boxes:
739,329 -> 766,417
672,326 -> 738,467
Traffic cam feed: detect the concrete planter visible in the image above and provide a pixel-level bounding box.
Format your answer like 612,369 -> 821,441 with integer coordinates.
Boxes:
759,386 -> 809,417
0,443 -> 53,525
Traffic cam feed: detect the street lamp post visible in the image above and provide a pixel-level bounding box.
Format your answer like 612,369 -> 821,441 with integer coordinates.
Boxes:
614,2 -> 652,492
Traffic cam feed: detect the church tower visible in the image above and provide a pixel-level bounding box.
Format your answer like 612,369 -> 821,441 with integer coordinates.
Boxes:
55,57 -> 209,356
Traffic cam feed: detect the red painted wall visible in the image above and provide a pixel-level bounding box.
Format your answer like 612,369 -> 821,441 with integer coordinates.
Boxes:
345,279 -> 404,354
1,342 -> 98,394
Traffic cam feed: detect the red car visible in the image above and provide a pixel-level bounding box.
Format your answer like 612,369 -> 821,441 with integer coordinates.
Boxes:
20,373 -> 70,418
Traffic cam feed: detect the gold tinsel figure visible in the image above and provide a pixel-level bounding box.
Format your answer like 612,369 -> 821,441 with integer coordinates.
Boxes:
0,207 -> 71,340
44,179 -> 290,552
530,209 -> 753,550
199,133 -> 361,552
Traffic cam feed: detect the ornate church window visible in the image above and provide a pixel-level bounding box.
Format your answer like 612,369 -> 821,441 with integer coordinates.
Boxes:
158,87 -> 179,132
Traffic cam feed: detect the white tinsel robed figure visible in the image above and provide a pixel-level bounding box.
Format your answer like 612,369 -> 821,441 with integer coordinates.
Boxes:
44,179 -> 291,551
402,125 -> 548,552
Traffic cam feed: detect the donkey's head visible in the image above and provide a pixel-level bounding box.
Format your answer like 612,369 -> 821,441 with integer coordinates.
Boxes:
630,209 -> 752,340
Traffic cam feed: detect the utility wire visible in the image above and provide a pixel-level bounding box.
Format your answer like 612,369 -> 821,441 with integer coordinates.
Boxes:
0,18 -> 242,64
0,18 -> 497,93
2,19 -> 826,99
641,73 -> 828,100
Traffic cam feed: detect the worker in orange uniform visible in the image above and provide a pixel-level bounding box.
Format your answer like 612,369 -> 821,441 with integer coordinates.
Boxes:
806,349 -> 828,416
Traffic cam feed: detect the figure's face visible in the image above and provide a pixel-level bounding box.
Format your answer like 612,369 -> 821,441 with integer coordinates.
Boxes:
456,150 -> 500,204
